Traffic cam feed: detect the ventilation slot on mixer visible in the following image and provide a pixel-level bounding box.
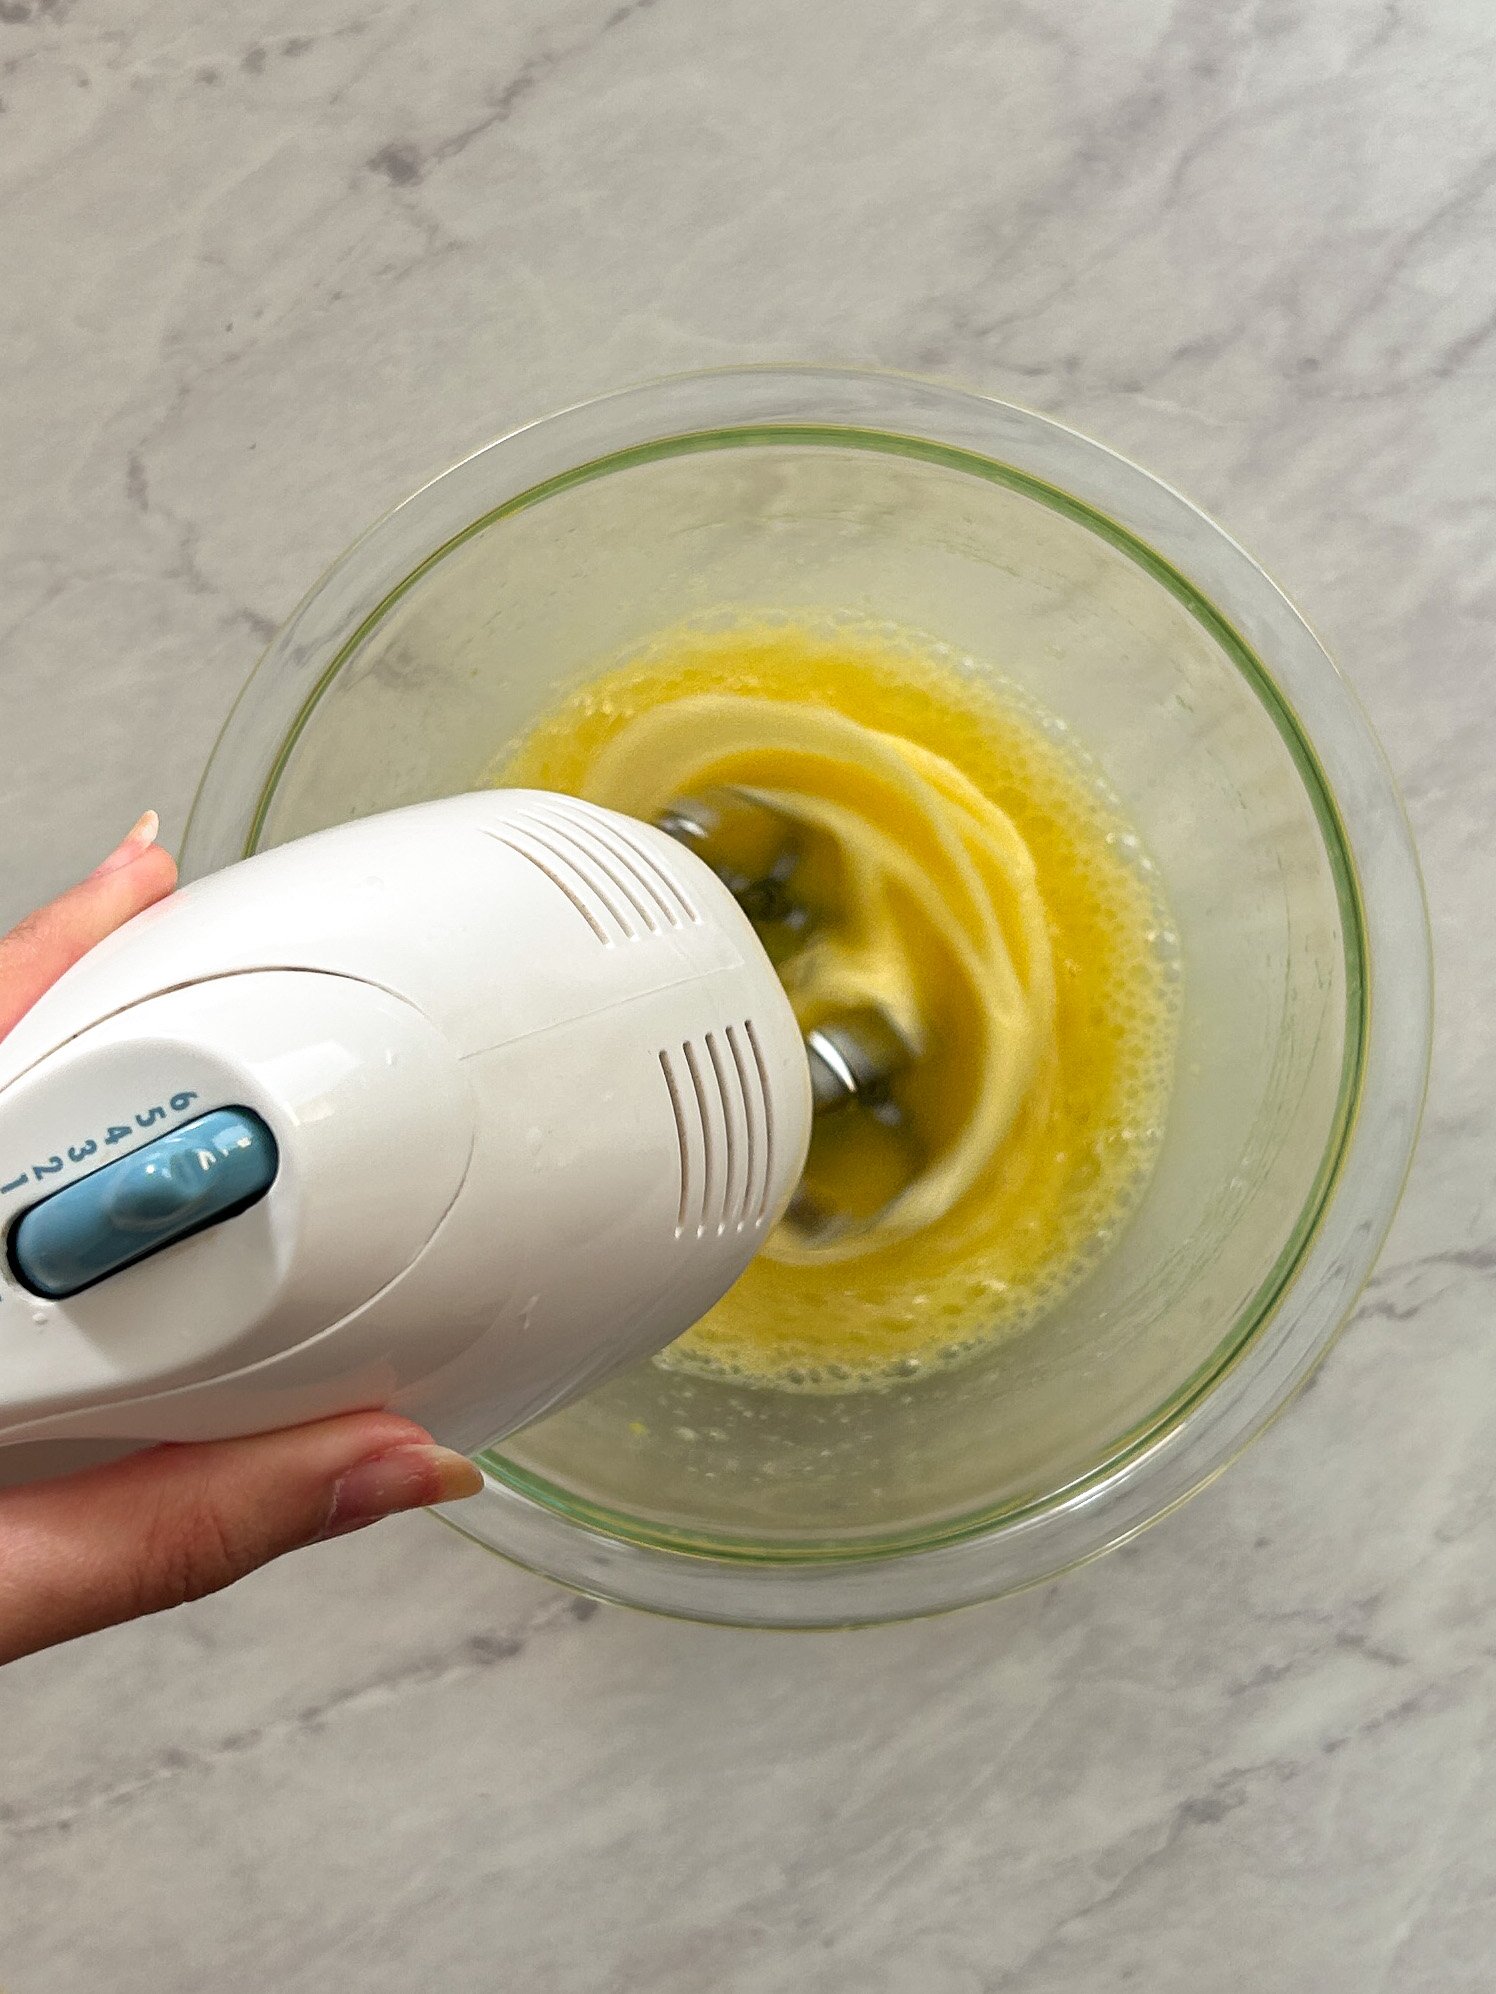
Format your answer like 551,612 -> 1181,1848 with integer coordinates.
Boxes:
487,828 -> 615,943
659,1020 -> 776,1239
487,800 -> 702,948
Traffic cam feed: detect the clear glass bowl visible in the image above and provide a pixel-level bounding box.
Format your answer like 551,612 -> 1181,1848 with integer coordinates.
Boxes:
184,368 -> 1431,1627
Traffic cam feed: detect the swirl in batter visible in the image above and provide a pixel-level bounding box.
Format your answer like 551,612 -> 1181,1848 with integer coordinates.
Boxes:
499,617 -> 1178,1388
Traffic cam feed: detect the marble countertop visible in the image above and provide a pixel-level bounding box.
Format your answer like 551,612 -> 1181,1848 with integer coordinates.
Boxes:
1,1 -> 1491,1987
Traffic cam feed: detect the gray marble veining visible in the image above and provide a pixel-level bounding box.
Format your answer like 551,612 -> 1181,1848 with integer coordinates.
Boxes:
1,1 -> 1493,1988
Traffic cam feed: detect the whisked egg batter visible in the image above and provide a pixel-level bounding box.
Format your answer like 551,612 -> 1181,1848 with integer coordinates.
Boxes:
497,615 -> 1179,1388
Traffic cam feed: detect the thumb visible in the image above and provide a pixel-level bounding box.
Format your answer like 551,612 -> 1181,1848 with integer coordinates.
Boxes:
0,1413 -> 483,1664
0,810 -> 178,1039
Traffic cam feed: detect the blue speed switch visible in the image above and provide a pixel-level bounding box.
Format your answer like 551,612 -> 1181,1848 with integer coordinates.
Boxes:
8,1108 -> 279,1300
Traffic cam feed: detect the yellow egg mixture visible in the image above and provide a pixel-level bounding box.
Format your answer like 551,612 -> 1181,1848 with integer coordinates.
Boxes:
497,616 -> 1179,1389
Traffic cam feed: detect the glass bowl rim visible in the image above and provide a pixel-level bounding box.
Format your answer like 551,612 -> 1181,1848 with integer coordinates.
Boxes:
183,365 -> 1432,1627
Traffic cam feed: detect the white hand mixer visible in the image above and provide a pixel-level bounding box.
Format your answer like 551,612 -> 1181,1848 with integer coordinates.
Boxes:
0,791 -> 904,1487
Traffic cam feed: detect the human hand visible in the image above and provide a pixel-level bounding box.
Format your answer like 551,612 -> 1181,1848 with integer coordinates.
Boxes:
0,815 -> 482,1665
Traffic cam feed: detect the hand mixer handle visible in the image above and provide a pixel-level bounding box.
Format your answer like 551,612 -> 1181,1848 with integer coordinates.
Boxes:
0,966 -> 476,1453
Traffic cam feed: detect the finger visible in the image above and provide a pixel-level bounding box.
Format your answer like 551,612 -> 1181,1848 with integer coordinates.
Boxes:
0,811 -> 179,1039
0,1413 -> 484,1664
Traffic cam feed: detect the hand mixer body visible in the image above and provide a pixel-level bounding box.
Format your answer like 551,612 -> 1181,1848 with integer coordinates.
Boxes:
0,795 -> 813,1483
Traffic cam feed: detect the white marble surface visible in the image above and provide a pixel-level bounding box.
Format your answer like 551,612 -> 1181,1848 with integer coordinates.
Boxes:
0,0 -> 1491,1986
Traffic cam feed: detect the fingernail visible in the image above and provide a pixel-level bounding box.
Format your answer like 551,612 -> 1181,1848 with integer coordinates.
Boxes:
91,810 -> 160,877
318,1444 -> 483,1540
